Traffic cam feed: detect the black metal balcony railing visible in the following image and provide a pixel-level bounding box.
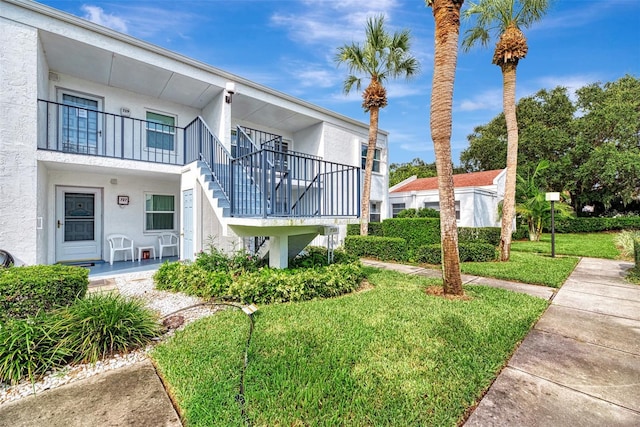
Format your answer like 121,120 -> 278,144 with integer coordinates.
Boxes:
38,99 -> 184,165
40,100 -> 360,219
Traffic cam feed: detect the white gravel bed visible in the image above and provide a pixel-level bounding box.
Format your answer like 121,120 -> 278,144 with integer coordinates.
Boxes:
0,271 -> 221,406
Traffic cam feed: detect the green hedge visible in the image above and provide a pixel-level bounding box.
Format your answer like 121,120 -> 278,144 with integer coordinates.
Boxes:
396,207 -> 440,218
458,227 -> 501,246
382,218 -> 441,249
551,217 -> 640,233
346,222 -> 384,236
227,263 -> 365,304
512,224 -> 529,240
635,239 -> 640,269
344,236 -> 407,261
415,243 -> 498,264
0,265 -> 88,322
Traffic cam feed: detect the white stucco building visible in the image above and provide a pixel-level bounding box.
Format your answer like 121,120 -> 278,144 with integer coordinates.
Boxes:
389,169 -> 506,227
0,0 -> 389,268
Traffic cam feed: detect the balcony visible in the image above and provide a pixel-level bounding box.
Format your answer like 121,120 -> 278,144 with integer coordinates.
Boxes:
38,99 -> 360,219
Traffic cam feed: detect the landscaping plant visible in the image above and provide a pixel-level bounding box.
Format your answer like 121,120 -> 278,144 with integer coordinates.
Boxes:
55,293 -> 162,364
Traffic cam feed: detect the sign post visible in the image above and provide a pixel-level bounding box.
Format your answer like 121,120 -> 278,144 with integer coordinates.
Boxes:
545,192 -> 560,258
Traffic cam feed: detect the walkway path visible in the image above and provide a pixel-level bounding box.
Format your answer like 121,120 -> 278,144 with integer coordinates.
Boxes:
360,259 -> 556,300
465,257 -> 640,426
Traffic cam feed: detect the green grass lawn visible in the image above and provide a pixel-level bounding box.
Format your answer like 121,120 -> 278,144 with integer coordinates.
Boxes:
152,269 -> 548,426
510,232 -> 621,259
461,252 -> 580,288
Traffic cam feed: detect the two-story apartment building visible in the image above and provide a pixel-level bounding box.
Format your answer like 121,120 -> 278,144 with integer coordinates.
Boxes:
0,0 -> 389,268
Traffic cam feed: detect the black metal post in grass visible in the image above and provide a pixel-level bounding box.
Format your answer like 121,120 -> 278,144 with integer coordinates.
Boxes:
546,192 -> 560,258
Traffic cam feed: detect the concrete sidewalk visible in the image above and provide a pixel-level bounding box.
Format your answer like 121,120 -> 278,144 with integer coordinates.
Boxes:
465,258 -> 640,426
0,360 -> 181,427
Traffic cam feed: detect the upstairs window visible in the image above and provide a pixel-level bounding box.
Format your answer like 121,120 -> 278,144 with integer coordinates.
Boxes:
146,112 -> 175,151
145,194 -> 175,231
361,145 -> 381,173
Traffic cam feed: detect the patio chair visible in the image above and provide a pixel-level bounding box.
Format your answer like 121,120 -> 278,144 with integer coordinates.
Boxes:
107,234 -> 134,265
158,232 -> 179,259
0,249 -> 14,268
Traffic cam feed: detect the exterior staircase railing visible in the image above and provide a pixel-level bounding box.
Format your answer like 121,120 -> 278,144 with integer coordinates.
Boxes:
39,100 -> 360,219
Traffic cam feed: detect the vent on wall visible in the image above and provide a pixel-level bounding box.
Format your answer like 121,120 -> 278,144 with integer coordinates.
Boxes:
48,72 -> 59,81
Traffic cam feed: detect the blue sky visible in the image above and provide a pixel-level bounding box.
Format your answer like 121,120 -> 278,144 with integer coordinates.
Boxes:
39,0 -> 640,166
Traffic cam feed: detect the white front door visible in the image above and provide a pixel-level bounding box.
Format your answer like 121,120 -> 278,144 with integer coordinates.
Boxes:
55,187 -> 103,262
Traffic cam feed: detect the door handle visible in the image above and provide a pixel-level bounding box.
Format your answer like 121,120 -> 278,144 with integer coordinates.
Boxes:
57,220 -> 63,228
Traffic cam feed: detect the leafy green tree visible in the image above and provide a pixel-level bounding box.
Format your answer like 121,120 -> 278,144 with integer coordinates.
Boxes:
462,76 -> 640,215
461,86 -> 575,192
389,158 -> 437,187
335,15 -> 419,236
462,0 -> 550,261
570,75 -> 640,213
511,160 -> 573,241
426,0 -> 465,295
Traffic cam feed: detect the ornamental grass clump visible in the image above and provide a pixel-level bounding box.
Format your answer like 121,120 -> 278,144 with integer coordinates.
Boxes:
56,293 -> 162,364
0,312 -> 70,385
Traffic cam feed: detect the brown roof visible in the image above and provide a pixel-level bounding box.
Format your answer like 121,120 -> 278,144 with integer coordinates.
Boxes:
391,169 -> 503,193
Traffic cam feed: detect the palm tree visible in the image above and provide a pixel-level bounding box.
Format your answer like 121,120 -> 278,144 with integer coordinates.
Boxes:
426,0 -> 465,295
512,160 -> 573,241
462,0 -> 550,261
335,15 -> 419,236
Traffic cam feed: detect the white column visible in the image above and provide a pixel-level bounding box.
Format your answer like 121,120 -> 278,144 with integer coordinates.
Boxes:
269,235 -> 288,269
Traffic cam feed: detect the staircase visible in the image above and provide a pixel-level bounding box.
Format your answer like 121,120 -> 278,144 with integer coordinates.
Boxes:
184,116 -> 360,266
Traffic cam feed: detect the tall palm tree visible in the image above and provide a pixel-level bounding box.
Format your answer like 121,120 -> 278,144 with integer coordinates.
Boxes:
426,0 -> 465,295
462,0 -> 550,261
335,15 -> 419,236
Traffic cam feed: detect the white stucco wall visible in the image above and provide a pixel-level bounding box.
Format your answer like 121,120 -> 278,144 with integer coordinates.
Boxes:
0,17 -> 39,265
389,187 -> 501,228
45,168 -> 181,264
294,123 -> 323,157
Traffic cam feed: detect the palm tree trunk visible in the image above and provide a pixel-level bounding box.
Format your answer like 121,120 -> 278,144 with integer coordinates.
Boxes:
360,106 -> 380,236
430,0 -> 463,295
498,62 -> 518,261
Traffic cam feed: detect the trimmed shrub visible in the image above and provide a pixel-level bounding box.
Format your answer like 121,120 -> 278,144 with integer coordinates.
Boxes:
458,227 -> 501,246
0,265 -> 88,322
290,246 -> 359,268
346,222 -> 383,236
551,216 -> 640,233
154,261 -> 232,299
227,262 -> 365,304
397,207 -> 440,218
512,224 -> 529,240
415,243 -> 497,264
382,218 -> 440,250
635,239 -> 640,269
56,293 -> 162,364
195,246 -> 264,273
344,236 -> 407,261
0,312 -> 70,384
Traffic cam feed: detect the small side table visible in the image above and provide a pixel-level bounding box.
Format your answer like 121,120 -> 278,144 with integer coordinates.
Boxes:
137,245 -> 156,261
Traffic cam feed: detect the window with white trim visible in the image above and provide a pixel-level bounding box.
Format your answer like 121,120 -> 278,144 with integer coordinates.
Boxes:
392,203 -> 406,218
145,194 -> 175,231
424,201 -> 460,220
361,145 -> 381,173
370,202 -> 381,223
146,112 -> 175,151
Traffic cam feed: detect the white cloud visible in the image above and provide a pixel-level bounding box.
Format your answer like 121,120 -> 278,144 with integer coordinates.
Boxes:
535,74 -> 601,98
456,88 -> 503,112
80,4 -> 199,39
81,5 -> 128,33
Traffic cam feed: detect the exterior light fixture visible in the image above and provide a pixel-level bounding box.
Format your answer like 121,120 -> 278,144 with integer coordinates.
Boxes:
225,82 -> 236,104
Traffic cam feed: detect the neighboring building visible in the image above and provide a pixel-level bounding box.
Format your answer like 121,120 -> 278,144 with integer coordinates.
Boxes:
389,169 -> 506,227
0,0 -> 389,268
